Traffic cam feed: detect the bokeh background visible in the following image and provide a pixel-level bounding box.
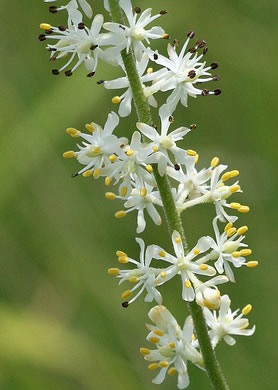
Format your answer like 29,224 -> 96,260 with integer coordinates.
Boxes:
0,0 -> 277,389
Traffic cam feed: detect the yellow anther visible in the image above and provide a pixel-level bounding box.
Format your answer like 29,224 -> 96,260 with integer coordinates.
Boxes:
121,186 -> 127,196
211,157 -> 220,167
118,256 -> 129,264
169,341 -> 176,349
40,23 -> 52,30
224,222 -> 233,232
229,170 -> 239,177
147,67 -> 153,73
237,226 -> 248,235
149,336 -> 160,344
85,123 -> 95,132
200,264 -> 208,271
115,210 -> 126,218
116,250 -> 127,257
148,363 -> 159,370
121,290 -> 131,299
154,329 -> 164,336
109,154 -> 117,162
230,202 -> 241,209
105,176 -> 111,186
92,146 -> 101,154
129,276 -> 138,283
227,227 -> 237,237
162,33 -> 169,39
108,268 -> 120,275
221,172 -> 231,181
112,96 -> 121,104
186,149 -> 197,156
241,321 -> 249,329
175,236 -> 182,243
193,248 -> 200,255
66,127 -> 80,137
93,168 -> 100,177
146,164 -> 153,172
247,261 -> 258,268
140,347 -> 150,355
160,271 -> 166,278
192,334 -> 196,341
105,192 -> 116,200
159,361 -> 169,367
242,304 -> 252,315
140,187 -> 147,197
158,250 -> 166,257
204,299 -> 217,309
184,280 -> 192,288
232,251 -> 241,258
240,249 -> 252,256
126,148 -> 134,156
63,150 -> 75,158
152,145 -> 159,152
195,153 -> 199,163
82,170 -> 93,177
239,205 -> 250,213
168,367 -> 177,375
230,185 -> 240,193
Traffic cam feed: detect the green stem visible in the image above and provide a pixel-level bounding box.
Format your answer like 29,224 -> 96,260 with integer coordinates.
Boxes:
107,1 -> 230,389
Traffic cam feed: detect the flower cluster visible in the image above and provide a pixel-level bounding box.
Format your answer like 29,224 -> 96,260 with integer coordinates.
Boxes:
39,0 -> 258,388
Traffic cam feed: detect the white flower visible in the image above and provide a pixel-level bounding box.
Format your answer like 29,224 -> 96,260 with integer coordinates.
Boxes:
104,53 -> 166,117
196,217 -> 251,282
103,0 -> 166,61
195,276 -> 229,309
39,14 -> 111,76
63,111 -> 128,176
44,0 -> 93,19
167,155 -> 212,205
137,104 -> 191,175
108,239 -> 162,306
100,131 -> 156,195
108,179 -> 162,233
203,295 -> 256,348
148,34 -> 220,112
152,231 -> 216,301
140,305 -> 203,389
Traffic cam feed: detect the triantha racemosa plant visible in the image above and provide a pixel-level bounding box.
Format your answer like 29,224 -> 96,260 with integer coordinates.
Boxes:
39,1 -> 258,388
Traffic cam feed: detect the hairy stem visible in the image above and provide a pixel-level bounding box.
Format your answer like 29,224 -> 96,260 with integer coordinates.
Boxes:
107,1 -> 230,389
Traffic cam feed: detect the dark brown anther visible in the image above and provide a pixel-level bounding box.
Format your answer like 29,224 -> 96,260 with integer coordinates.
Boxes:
45,29 -> 53,35
58,25 -> 66,31
173,39 -> 179,47
187,31 -> 195,39
122,301 -> 129,308
210,62 -> 218,69
174,164 -> 180,171
90,44 -> 98,51
168,115 -> 174,123
52,69 -> 59,75
197,39 -> 206,48
213,75 -> 220,81
72,173 -> 79,178
78,22 -> 85,29
48,47 -> 57,52
188,70 -> 196,79
160,10 -> 167,15
202,89 -> 209,96
49,56 -> 57,61
214,89 -> 222,95
134,6 -> 141,13
154,53 -> 158,60
49,6 -> 58,13
87,72 -> 95,77
119,25 -> 126,30
190,123 -> 197,130
65,70 -> 73,77
38,34 -> 46,41
188,47 -> 196,53
97,79 -> 105,84
152,123 -> 158,130
203,47 -> 208,55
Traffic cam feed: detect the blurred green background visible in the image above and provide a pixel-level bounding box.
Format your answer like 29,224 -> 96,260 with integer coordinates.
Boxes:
0,0 -> 277,389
